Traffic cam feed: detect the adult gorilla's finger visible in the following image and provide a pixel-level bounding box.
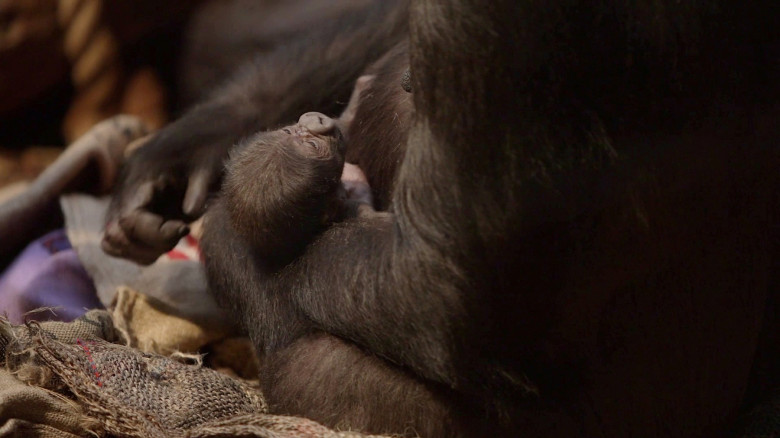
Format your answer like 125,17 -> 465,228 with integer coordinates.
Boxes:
102,239 -> 165,265
118,211 -> 189,249
182,168 -> 212,217
114,180 -> 156,218
102,220 -> 135,255
101,221 -> 169,265
159,220 -> 191,244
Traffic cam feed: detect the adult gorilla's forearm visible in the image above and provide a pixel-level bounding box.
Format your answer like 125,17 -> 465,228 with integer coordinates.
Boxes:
268,0 -> 525,390
104,0 -> 408,263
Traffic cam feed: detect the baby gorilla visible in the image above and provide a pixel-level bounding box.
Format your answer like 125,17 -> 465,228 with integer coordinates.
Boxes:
221,112 -> 350,268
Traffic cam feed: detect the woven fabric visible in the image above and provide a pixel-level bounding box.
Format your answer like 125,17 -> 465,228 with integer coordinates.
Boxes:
0,369 -> 93,438
1,313 -> 388,438
0,309 -> 119,362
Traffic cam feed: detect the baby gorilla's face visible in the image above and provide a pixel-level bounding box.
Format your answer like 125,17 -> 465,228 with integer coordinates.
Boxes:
268,113 -> 345,188
280,111 -> 346,161
231,110 -> 345,191
221,112 -> 347,262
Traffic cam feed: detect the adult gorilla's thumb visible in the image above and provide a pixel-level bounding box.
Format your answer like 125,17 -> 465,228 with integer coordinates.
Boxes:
182,168 -> 212,218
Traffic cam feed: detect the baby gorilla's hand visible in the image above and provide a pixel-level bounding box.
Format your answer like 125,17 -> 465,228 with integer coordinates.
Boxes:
341,163 -> 373,206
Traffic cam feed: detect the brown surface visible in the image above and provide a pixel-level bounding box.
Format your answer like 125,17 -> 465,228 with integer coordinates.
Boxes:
0,0 -> 187,151
0,146 -> 63,188
0,0 -> 69,115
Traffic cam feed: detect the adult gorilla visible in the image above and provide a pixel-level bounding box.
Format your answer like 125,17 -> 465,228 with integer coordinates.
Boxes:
107,1 -> 779,437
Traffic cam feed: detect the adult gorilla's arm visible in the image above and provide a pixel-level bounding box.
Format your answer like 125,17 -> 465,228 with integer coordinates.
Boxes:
271,0 -> 541,392
103,1 -> 407,264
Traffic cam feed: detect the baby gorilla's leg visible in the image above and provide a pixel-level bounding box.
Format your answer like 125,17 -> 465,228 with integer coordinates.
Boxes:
260,332 -> 465,437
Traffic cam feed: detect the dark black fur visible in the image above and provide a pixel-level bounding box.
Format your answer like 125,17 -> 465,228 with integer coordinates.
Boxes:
178,0 -> 387,106
102,0 -> 408,263
344,42 -> 412,211
123,0 -> 779,436
222,125 -> 346,266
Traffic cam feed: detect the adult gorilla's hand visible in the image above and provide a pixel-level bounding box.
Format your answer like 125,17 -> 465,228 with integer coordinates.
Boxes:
102,107 -> 241,264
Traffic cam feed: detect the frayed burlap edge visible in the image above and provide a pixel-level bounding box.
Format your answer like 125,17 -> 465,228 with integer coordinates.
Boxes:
1,317 -> 104,437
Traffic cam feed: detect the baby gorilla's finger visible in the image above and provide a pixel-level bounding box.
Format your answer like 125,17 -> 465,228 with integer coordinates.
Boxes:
341,162 -> 369,184
118,211 -> 189,249
341,163 -> 373,205
343,181 -> 373,205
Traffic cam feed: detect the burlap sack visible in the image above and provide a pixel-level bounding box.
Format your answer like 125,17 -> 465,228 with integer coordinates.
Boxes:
1,311 -> 388,438
0,369 -> 93,438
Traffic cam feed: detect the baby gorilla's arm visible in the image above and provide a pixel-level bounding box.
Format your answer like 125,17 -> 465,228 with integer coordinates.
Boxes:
340,163 -> 388,219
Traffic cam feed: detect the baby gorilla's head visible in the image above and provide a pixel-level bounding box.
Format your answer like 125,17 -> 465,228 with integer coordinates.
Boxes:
223,112 -> 346,264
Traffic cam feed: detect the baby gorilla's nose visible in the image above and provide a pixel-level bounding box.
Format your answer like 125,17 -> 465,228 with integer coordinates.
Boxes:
298,112 -> 336,135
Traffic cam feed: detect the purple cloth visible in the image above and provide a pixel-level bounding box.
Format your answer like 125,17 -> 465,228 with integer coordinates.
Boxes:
0,229 -> 101,324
